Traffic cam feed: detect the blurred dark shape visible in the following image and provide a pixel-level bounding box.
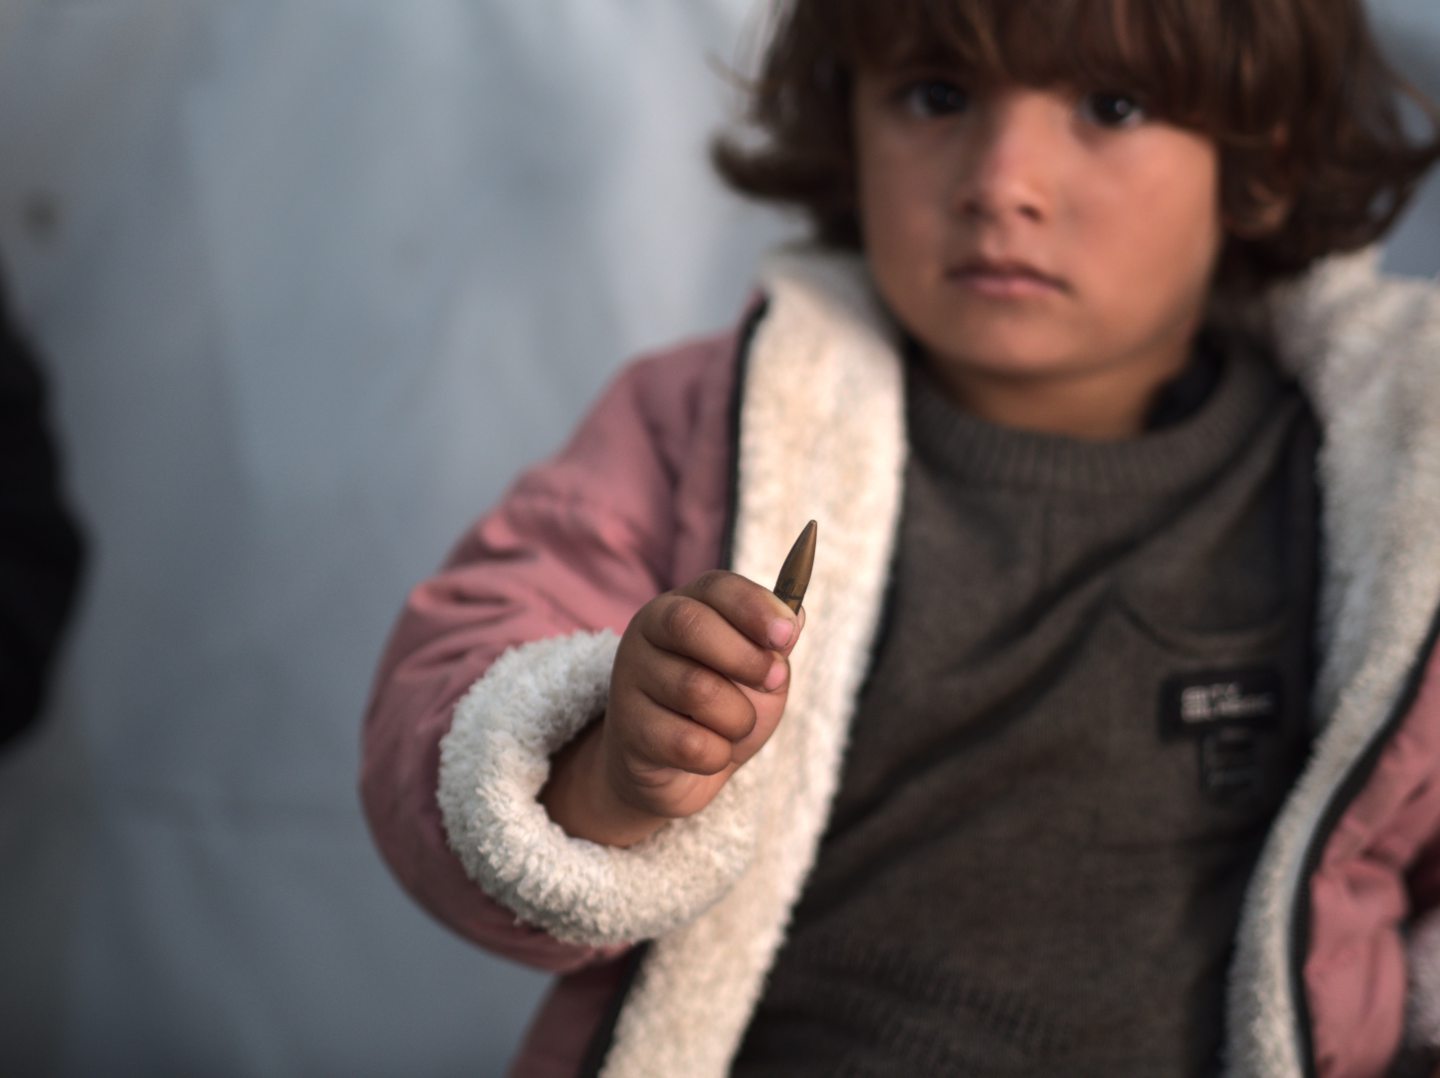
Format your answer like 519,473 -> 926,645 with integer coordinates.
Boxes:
0,269 -> 85,752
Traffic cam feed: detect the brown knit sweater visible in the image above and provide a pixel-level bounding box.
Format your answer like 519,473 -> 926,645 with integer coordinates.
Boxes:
733,336 -> 1320,1076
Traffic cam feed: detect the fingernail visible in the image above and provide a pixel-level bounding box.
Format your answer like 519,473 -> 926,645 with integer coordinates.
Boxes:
763,659 -> 788,692
768,618 -> 794,649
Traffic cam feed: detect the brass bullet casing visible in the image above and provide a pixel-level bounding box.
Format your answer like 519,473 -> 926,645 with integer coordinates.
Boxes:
772,520 -> 818,613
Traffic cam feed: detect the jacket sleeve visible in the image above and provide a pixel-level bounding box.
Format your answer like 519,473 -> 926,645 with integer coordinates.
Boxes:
0,275 -> 85,752
360,343 -> 757,970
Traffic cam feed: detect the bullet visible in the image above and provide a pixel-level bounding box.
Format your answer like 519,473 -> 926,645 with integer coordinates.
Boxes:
772,520 -> 817,614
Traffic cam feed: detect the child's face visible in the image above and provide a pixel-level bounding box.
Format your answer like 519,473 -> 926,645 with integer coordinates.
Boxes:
852,69 -> 1225,434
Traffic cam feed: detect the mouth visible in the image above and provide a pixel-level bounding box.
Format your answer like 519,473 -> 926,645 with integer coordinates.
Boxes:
945,258 -> 1069,299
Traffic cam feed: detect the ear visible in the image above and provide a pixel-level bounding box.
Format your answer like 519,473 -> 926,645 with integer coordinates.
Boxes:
1225,188 -> 1293,239
1224,128 -> 1293,239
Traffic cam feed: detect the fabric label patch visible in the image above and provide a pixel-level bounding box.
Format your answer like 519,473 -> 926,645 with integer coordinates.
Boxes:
1159,669 -> 1284,801
1159,668 -> 1283,740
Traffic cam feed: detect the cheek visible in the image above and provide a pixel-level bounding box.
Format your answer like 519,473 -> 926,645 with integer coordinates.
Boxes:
859,157 -> 920,247
856,129 -> 950,249
1104,151 -> 1223,276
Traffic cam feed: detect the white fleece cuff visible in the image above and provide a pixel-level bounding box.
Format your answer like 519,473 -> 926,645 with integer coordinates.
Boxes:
437,630 -> 759,947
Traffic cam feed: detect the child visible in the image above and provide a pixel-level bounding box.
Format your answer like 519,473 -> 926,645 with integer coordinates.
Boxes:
361,0 -> 1440,1073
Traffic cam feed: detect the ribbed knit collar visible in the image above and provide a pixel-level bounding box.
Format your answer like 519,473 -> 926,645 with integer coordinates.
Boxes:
905,333 -> 1282,497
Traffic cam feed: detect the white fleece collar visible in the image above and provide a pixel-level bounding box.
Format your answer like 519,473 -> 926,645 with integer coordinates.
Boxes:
603,247 -> 911,1076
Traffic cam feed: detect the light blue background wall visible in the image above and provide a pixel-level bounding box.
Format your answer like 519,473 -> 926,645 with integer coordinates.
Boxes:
0,3 -> 1435,1075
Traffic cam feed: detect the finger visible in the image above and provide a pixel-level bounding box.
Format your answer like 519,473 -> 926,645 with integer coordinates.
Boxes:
641,587 -> 788,691
728,684 -> 789,768
679,569 -> 800,651
630,649 -> 761,743
619,694 -> 737,777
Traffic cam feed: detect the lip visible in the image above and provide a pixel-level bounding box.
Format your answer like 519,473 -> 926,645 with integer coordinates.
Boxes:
946,257 -> 1069,299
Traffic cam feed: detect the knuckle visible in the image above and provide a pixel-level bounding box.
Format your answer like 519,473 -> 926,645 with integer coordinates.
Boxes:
729,698 -> 759,741
660,596 -> 708,648
746,651 -> 776,686
632,717 -> 668,763
672,725 -> 727,775
629,595 -> 667,635
691,569 -> 731,597
677,663 -> 724,711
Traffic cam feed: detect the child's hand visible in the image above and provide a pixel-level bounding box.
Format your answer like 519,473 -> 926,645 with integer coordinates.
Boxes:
541,571 -> 803,847
606,570 -> 803,814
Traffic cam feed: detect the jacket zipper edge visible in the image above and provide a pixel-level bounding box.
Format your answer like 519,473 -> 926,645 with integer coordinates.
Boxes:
1288,596 -> 1440,1076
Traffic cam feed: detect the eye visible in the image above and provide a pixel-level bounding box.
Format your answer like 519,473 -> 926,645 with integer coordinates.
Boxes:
898,78 -> 970,118
1079,91 -> 1147,128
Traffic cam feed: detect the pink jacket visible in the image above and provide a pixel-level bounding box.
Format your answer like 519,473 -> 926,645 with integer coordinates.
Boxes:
362,247 -> 1440,1077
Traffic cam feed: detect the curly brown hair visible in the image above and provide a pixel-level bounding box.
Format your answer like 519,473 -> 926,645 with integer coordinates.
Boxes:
712,0 -> 1440,291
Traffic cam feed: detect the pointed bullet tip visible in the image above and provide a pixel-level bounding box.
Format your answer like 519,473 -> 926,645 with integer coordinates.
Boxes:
773,520 -> 818,613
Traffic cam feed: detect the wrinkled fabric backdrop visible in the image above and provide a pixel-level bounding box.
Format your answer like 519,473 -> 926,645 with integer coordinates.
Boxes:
0,2 -> 1436,1075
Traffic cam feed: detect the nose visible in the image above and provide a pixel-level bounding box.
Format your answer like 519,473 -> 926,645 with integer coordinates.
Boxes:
954,90 -> 1057,224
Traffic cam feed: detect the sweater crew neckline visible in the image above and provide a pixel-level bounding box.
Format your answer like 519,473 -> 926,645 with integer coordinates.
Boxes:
904,336 -> 1280,497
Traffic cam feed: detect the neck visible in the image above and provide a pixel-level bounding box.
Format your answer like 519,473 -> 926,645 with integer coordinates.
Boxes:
922,346 -> 1195,441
